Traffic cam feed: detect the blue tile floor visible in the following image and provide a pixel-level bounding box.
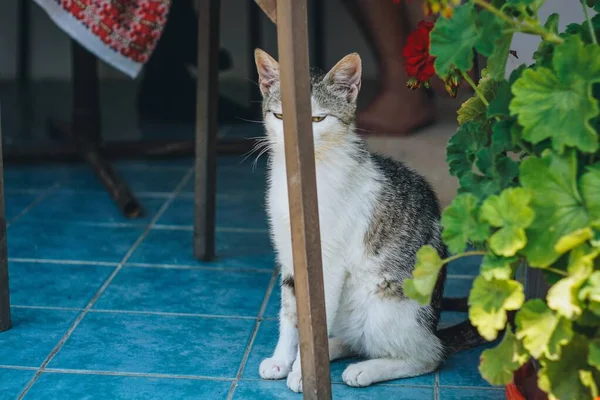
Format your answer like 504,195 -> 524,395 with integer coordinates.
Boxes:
0,156 -> 503,399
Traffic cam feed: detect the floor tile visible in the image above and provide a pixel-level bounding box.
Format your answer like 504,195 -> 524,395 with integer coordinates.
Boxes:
157,194 -> 268,230
0,368 -> 35,400
26,373 -> 231,400
234,380 -> 433,400
50,313 -> 255,377
9,262 -> 114,308
57,167 -> 187,194
183,165 -> 266,195
438,344 -> 494,388
8,221 -> 145,262
5,192 -> 39,221
19,191 -> 165,225
0,309 -> 77,367
438,312 -> 468,329
94,267 -> 271,316
243,321 -> 435,387
128,228 -> 274,270
4,166 -> 63,190
438,387 -> 505,399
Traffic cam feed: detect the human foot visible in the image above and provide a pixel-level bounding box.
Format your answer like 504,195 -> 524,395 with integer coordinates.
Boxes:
356,90 -> 435,136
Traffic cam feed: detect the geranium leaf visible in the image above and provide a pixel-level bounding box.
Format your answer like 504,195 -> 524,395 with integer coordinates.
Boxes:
515,299 -> 573,360
589,339 -> 600,371
430,3 -> 477,77
538,335 -> 596,400
487,81 -> 512,119
520,151 -> 595,267
547,246 -> 595,319
480,253 -> 517,281
457,70 -> 498,126
479,328 -> 529,385
579,271 -> 600,316
480,187 -> 534,256
468,276 -> 524,341
403,245 -> 444,305
510,36 -> 600,153
581,164 -> 600,218
441,193 -> 490,254
554,227 -> 594,254
447,121 -> 487,178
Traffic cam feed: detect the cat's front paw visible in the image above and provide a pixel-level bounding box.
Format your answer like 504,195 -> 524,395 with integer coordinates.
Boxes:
286,370 -> 303,393
259,358 -> 292,380
342,363 -> 374,387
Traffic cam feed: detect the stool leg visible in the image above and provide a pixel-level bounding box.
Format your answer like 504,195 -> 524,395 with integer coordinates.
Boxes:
276,0 -> 332,398
194,0 -> 220,261
0,113 -> 11,333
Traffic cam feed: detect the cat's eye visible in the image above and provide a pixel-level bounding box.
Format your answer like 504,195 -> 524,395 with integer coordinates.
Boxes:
312,116 -> 326,123
273,112 -> 283,120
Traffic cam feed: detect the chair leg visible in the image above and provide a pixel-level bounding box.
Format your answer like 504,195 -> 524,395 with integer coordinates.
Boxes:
0,113 -> 11,333
194,0 -> 220,261
276,0 -> 332,398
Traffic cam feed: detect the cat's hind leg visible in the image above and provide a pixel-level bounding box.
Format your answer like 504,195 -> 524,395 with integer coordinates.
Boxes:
342,358 -> 438,387
329,337 -> 354,361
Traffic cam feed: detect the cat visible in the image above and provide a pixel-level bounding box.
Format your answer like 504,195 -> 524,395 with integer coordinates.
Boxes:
254,48 -> 483,393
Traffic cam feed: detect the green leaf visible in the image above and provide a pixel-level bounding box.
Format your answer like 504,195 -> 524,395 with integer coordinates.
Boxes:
474,11 -> 506,57
403,245 -> 444,305
582,164 -> 600,218
487,81 -> 512,119
468,276 -> 524,341
479,328 -> 529,385
447,121 -> 487,178
533,14 -> 559,68
430,3 -> 477,77
441,194 -> 490,254
520,151 -> 600,267
480,253 -> 516,280
547,247 -> 595,319
510,36 -> 600,153
538,335 -> 596,400
579,271 -> 600,316
580,370 -> 599,399
515,299 -> 573,360
480,187 -> 534,257
457,70 -> 498,126
555,227 -> 594,254
589,339 -> 600,371
490,120 -> 518,153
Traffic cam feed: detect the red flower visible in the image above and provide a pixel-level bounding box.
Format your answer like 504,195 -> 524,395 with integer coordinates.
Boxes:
403,21 -> 436,84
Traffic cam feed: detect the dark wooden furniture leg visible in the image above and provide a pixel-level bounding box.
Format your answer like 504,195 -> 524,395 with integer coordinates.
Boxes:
194,0 -> 220,261
0,113 -> 11,333
49,42 -> 143,218
276,0 -> 332,398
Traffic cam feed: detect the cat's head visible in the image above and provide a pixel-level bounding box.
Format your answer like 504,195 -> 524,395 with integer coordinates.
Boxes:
254,49 -> 362,151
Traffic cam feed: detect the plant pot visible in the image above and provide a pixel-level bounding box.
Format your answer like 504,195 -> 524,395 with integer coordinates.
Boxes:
505,360 -> 547,400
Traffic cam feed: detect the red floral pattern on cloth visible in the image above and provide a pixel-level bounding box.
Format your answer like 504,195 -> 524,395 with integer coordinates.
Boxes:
58,0 -> 170,64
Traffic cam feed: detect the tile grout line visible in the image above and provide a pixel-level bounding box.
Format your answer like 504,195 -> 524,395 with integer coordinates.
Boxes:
16,168 -> 194,400
9,305 -> 261,320
7,183 -> 61,228
8,258 -> 119,267
434,371 -> 440,400
226,267 -> 279,400
127,262 -> 272,274
41,368 -> 236,382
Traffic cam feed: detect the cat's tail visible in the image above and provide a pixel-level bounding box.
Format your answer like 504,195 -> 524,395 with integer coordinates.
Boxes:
441,297 -> 468,312
436,320 -> 488,358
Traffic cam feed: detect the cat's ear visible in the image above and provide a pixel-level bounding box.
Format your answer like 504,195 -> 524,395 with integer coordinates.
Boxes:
324,53 -> 362,102
254,49 -> 280,96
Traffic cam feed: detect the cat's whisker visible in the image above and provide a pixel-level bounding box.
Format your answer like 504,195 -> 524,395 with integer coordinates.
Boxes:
235,116 -> 264,124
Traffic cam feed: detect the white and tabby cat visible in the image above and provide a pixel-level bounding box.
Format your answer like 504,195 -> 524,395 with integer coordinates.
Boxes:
254,49 -> 482,393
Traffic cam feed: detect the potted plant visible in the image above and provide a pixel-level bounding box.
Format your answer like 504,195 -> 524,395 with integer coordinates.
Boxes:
401,0 -> 600,399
